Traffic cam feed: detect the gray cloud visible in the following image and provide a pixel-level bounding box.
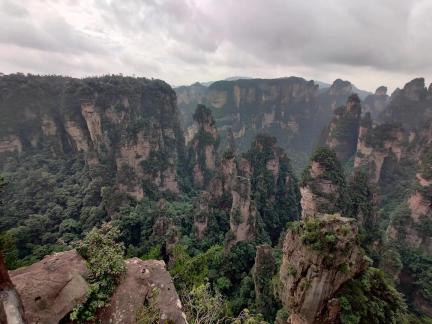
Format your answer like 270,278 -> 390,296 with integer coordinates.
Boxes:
0,0 -> 431,91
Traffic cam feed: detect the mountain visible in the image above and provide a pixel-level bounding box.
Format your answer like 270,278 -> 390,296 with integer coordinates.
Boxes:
176,77 -> 371,172
1,73 -> 432,323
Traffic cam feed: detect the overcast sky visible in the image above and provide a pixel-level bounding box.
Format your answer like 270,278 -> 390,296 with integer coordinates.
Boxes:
0,0 -> 431,92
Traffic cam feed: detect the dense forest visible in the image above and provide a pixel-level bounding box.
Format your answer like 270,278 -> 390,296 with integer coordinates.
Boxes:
1,74 -> 432,323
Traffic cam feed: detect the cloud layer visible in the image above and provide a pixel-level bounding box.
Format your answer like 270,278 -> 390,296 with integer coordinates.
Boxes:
0,0 -> 431,91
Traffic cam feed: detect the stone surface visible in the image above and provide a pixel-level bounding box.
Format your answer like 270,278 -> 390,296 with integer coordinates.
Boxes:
9,250 -> 89,324
279,214 -> 367,323
8,250 -> 187,324
97,258 -> 187,324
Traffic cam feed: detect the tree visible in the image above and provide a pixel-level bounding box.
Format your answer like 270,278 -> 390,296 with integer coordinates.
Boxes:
71,224 -> 125,321
0,174 -> 26,323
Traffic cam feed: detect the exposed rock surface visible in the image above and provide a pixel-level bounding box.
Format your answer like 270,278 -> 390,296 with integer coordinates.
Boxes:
0,74 -> 184,198
176,77 -> 368,171
229,159 -> 257,243
97,258 -> 187,324
300,148 -> 348,219
379,78 -> 432,129
354,117 -> 407,183
253,244 -> 276,318
9,250 -> 89,324
324,94 -> 362,161
279,214 -> 368,324
362,86 -> 389,118
193,192 -> 211,240
188,105 -> 219,188
0,254 -> 26,324
8,250 -> 186,324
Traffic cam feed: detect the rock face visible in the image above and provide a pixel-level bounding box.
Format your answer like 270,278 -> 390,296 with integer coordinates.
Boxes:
193,192 -> 211,240
253,244 -> 277,319
363,86 -> 389,118
188,104 -> 219,188
300,148 -> 349,219
0,254 -> 26,324
227,134 -> 300,244
244,134 -> 300,243
324,94 -> 362,161
0,74 -> 185,199
279,215 -> 368,324
176,77 -> 367,171
379,78 -> 432,130
8,250 -> 186,324
97,258 -> 187,324
9,250 -> 89,324
229,159 -> 258,243
354,118 -> 407,183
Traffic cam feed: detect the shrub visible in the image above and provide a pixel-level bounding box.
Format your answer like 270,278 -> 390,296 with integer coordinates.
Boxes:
71,224 -> 125,321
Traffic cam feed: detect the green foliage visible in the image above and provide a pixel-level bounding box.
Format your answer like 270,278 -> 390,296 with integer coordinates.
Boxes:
188,104 -> 219,187
300,147 -> 353,217
245,134 -> 301,244
0,150 -> 114,266
400,248 -> 432,302
71,224 -> 125,321
253,247 -> 278,320
136,288 -> 161,324
182,283 -> 225,324
300,219 -> 338,252
170,244 -> 223,292
337,268 -> 408,324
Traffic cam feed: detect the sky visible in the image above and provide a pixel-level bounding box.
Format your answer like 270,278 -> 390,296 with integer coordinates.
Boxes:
0,0 -> 431,92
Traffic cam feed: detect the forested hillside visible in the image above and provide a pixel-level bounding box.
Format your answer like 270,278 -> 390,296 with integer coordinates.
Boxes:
1,74 -> 432,323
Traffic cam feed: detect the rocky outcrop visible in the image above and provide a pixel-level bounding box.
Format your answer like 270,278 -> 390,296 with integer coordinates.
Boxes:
324,94 -> 361,161
0,135 -> 22,154
188,105 -> 219,188
193,192 -> 211,240
9,250 -> 89,324
363,86 -> 389,118
97,258 -> 187,324
0,254 -> 26,324
253,245 -> 277,319
279,214 -> 368,324
300,148 -> 349,219
379,78 -> 432,130
176,78 -> 364,170
229,159 -> 257,243
0,74 -> 184,198
243,134 -> 300,243
354,120 -> 407,183
8,250 -> 186,324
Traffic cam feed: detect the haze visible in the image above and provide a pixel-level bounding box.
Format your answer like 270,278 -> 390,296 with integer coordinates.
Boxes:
0,0 -> 431,91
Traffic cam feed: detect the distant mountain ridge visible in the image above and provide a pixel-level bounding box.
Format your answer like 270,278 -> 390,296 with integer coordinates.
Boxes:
175,76 -> 372,171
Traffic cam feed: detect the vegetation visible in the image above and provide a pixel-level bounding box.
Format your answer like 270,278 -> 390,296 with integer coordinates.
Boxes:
336,268 -> 408,324
71,224 -> 125,321
2,74 -> 432,322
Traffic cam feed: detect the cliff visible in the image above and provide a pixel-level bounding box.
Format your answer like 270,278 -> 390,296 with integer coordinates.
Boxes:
0,254 -> 26,324
187,104 -> 219,188
379,78 -> 432,130
0,74 -> 185,199
300,147 -> 349,219
354,118 -> 408,184
176,77 -> 363,171
279,214 -> 368,323
227,134 -> 300,244
363,86 -> 389,118
8,250 -> 186,323
324,94 -> 362,161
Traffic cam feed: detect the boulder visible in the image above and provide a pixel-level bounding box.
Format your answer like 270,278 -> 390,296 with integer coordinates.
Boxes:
9,250 -> 89,324
9,251 -> 187,324
97,258 -> 187,324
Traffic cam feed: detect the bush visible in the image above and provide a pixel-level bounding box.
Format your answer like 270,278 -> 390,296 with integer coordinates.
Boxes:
71,224 -> 125,321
